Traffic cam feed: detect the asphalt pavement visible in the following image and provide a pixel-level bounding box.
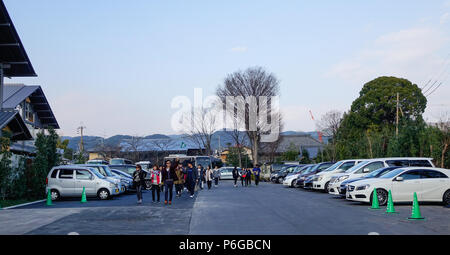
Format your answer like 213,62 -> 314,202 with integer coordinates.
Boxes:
0,181 -> 449,235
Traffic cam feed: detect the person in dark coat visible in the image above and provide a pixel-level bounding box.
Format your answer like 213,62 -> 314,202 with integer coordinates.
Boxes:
161,159 -> 179,205
232,167 -> 240,187
185,162 -> 197,198
132,164 -> 146,204
245,168 -> 252,186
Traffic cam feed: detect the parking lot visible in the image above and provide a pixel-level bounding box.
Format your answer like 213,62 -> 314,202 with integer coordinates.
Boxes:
0,181 -> 449,235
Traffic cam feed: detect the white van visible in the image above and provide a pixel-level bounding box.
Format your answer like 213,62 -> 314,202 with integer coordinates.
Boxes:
46,165 -> 121,201
327,158 -> 434,196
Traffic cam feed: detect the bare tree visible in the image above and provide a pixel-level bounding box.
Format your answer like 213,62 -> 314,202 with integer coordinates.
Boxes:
150,138 -> 175,165
316,110 -> 343,161
122,135 -> 144,162
217,67 -> 282,166
185,107 -> 218,156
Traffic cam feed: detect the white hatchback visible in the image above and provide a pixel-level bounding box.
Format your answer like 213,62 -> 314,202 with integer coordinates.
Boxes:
346,167 -> 450,206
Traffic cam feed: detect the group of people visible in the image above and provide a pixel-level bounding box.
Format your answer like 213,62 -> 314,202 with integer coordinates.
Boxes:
232,165 -> 261,187
132,159 -> 222,205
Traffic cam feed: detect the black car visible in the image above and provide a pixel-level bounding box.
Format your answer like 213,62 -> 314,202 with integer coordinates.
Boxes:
297,162 -> 335,188
339,166 -> 401,195
271,165 -> 298,183
110,164 -> 152,189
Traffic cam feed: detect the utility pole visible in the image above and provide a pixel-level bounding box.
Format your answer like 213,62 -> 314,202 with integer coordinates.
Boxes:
77,124 -> 86,154
396,92 -> 399,137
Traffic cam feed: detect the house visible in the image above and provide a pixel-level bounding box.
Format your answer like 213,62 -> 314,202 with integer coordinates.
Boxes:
220,145 -> 253,164
260,133 -> 326,162
0,1 -> 59,166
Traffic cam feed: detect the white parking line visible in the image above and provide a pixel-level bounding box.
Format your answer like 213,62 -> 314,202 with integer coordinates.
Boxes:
68,232 -> 80,235
368,232 -> 380,235
2,199 -> 46,210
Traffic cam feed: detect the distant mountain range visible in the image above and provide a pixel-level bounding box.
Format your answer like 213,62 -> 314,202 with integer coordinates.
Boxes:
62,131 -> 327,152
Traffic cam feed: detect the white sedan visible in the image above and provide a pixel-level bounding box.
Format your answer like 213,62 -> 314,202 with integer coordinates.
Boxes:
346,167 -> 450,206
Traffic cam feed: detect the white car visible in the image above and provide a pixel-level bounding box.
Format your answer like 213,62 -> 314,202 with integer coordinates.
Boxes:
346,167 -> 450,206
283,165 -> 313,187
327,158 -> 435,196
311,159 -> 364,192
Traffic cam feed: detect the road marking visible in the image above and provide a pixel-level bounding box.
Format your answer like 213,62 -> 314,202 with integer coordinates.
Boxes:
368,232 -> 380,235
2,199 -> 46,210
68,232 -> 80,235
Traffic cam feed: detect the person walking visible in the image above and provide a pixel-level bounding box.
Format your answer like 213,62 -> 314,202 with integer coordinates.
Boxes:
158,165 -> 164,193
253,164 -> 261,186
161,160 -> 178,205
232,167 -> 239,187
132,164 -> 146,204
240,168 -> 246,187
213,166 -> 220,187
196,164 -> 205,190
245,168 -> 252,186
185,162 -> 197,198
174,165 -> 185,197
150,165 -> 162,203
205,166 -> 213,190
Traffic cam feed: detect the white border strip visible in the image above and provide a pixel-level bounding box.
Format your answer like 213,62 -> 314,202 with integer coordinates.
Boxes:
2,199 -> 45,210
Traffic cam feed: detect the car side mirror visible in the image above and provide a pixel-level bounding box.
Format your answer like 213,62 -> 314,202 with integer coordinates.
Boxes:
362,168 -> 370,173
395,176 -> 403,181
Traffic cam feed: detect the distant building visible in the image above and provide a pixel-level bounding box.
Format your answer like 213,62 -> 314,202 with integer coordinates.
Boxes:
260,133 -> 325,162
220,145 -> 253,164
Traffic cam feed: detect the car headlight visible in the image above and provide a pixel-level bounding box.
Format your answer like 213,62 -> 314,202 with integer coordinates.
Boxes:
337,175 -> 349,182
356,184 -> 370,191
317,176 -> 323,181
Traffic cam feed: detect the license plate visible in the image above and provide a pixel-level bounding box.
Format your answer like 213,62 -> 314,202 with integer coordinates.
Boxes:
115,189 -> 119,193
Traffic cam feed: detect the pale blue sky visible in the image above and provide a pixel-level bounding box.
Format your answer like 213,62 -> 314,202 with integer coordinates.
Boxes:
4,0 -> 450,137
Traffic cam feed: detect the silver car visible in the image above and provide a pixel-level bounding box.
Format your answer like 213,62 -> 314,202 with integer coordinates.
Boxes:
219,167 -> 241,180
46,165 -> 121,200
76,164 -> 126,194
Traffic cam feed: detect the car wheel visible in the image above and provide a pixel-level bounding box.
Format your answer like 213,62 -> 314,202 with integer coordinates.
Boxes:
50,189 -> 60,201
370,189 -> 388,206
323,182 -> 330,193
290,180 -> 296,188
443,190 -> 450,207
277,177 -> 283,183
97,189 -> 110,200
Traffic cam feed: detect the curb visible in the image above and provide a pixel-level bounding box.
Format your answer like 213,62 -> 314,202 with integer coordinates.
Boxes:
1,199 -> 46,210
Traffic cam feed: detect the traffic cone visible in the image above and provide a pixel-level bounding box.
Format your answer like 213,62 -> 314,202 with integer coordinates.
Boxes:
386,190 -> 398,214
370,188 -> 381,210
46,189 -> 53,206
408,192 -> 425,220
80,187 -> 87,203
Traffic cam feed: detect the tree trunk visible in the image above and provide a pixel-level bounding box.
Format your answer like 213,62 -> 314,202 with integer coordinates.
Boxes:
441,143 -> 448,168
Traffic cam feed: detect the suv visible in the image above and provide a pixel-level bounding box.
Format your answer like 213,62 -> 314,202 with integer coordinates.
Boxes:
328,157 -> 435,196
46,165 -> 120,200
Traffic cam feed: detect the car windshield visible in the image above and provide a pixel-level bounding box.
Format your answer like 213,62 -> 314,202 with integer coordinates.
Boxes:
99,166 -> 114,177
89,168 -> 106,179
301,165 -> 316,174
344,161 -> 368,173
110,159 -> 124,165
322,162 -> 342,172
380,168 -> 405,179
293,165 -> 307,173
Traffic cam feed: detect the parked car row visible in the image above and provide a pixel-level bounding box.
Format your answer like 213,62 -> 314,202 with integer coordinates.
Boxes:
46,163 -> 141,201
275,157 -> 450,206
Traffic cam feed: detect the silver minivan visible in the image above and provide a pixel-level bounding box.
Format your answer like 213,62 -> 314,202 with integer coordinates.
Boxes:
46,165 -> 121,201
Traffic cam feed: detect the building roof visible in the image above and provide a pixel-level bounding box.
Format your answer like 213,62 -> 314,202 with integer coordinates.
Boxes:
0,1 -> 36,77
120,137 -> 204,152
0,110 -> 32,140
3,84 -> 59,128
